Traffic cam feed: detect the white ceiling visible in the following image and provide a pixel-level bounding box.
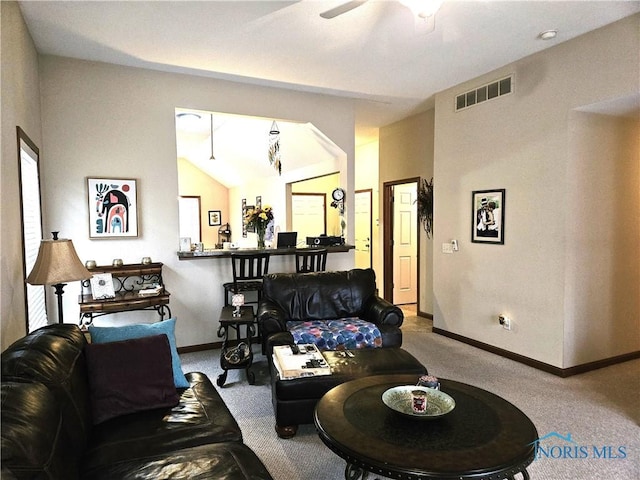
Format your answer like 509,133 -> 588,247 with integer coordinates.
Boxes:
18,0 -> 640,184
175,109 -> 344,187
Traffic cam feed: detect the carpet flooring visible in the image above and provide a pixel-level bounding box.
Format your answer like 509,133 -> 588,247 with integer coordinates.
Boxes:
180,315 -> 639,480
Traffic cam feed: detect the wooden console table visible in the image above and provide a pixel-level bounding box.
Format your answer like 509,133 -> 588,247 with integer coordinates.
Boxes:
78,262 -> 171,325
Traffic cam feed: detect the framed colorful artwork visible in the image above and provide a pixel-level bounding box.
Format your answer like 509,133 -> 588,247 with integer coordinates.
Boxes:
87,177 -> 139,238
244,205 -> 255,233
208,210 -> 221,226
471,189 -> 505,244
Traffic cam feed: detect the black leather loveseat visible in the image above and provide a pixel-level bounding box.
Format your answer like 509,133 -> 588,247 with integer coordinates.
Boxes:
257,268 -> 403,354
1,324 -> 273,480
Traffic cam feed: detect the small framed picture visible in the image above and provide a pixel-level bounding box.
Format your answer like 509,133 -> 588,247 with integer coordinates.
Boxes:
472,189 -> 505,244
87,177 -> 138,238
208,210 -> 221,226
90,273 -> 116,300
242,198 -> 247,237
244,205 -> 255,233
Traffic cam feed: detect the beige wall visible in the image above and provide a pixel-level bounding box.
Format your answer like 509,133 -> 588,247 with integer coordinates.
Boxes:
433,14 -> 639,368
1,1 -> 43,350
565,111 -> 639,366
0,46 -> 356,348
379,110 -> 435,315
3,3 -> 636,368
355,140 -> 381,280
37,56 -> 357,347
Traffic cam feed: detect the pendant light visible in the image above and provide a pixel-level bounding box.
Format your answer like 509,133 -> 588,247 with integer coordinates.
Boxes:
209,113 -> 215,161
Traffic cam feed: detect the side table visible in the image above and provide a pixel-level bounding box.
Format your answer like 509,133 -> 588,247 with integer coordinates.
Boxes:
217,305 -> 255,387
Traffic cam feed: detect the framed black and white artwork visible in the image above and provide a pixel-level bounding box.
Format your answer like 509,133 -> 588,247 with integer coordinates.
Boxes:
472,189 -> 505,244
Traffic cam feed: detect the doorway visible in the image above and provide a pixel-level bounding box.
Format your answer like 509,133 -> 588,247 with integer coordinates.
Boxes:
354,189 -> 372,269
383,178 -> 419,305
292,193 -> 327,240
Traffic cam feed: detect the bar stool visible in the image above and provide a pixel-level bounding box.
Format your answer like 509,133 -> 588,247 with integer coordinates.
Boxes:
295,249 -> 327,273
223,252 -> 271,307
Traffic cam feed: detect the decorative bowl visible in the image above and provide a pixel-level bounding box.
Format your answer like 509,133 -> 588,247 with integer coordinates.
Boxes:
382,385 -> 455,420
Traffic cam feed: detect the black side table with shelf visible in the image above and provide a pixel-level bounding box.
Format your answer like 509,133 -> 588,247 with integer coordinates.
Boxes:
217,305 -> 255,386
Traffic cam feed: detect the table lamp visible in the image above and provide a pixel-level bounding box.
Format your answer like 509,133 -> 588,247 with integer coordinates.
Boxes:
26,232 -> 91,324
231,293 -> 245,317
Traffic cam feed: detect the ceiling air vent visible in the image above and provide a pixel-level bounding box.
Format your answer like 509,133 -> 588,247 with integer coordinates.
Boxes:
455,75 -> 513,112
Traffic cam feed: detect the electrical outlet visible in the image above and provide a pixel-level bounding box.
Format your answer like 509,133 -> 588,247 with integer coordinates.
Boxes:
498,315 -> 512,330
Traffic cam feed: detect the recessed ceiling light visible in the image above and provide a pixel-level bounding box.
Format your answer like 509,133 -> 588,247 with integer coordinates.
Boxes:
538,30 -> 558,41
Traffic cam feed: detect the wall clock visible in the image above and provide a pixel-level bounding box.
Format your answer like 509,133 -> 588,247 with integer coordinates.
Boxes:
332,188 -> 345,202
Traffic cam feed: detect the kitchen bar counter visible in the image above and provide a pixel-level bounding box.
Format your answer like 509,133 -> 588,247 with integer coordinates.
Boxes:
177,244 -> 354,260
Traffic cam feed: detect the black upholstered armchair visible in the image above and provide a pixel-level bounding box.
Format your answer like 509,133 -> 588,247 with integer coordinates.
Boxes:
257,268 -> 403,353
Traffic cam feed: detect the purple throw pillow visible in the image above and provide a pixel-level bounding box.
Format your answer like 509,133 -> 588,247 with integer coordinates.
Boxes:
85,334 -> 179,424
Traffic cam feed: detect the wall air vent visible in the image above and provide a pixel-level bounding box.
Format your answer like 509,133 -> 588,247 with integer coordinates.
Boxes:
455,75 -> 513,112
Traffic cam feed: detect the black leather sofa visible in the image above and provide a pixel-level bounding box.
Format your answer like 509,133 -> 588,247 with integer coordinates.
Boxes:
1,324 -> 273,480
257,268 -> 404,353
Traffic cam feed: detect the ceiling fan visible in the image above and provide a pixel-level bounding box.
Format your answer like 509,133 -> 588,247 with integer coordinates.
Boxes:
320,0 -> 444,20
319,0 -> 367,19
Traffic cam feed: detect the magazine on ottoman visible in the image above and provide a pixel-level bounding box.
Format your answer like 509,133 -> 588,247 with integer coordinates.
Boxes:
272,344 -> 332,380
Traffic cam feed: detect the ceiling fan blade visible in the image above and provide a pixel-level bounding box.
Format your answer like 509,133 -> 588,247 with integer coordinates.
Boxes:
319,1 -> 368,19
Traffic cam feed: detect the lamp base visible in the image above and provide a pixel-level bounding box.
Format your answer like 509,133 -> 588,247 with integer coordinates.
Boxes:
53,283 -> 67,324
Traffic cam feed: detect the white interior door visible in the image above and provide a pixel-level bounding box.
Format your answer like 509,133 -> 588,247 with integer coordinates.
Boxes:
393,183 -> 417,304
292,193 -> 326,243
354,190 -> 372,269
178,196 -> 201,243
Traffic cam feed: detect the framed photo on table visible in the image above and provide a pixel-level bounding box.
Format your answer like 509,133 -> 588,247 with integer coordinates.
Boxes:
208,210 -> 221,226
471,189 -> 505,244
87,177 -> 138,238
90,273 -> 115,300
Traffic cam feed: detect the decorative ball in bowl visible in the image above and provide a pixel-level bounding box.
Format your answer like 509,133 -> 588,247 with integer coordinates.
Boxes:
382,385 -> 455,420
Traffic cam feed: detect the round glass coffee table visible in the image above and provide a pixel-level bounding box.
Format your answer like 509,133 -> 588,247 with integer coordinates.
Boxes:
314,374 -> 537,480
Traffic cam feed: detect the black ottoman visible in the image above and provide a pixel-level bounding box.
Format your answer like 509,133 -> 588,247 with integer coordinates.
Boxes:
269,348 -> 427,438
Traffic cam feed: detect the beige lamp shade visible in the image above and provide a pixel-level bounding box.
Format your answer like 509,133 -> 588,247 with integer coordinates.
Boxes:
27,239 -> 91,285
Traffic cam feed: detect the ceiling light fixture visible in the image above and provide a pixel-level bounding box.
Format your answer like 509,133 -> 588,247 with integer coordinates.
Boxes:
176,112 -> 201,120
400,0 -> 444,18
209,114 -> 215,161
176,112 -> 202,132
538,30 -> 558,40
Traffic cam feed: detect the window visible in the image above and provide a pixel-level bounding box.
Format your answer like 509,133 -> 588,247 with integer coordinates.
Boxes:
17,127 -> 47,332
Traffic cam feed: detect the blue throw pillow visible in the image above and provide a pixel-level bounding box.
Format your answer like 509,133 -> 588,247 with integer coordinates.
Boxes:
88,318 -> 189,388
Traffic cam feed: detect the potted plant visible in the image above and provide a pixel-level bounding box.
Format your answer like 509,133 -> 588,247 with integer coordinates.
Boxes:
416,178 -> 433,238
